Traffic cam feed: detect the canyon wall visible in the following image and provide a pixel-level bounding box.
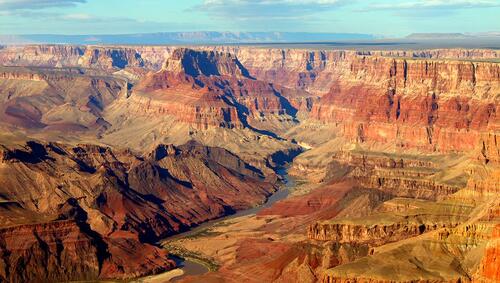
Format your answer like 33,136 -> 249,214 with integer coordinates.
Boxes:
0,45 -> 498,282
129,48 -> 304,130
0,66 -> 126,131
308,221 -> 455,244
0,140 -> 277,281
0,45 -> 173,70
1,45 -> 498,93
309,56 -> 499,153
0,220 -> 104,282
324,151 -> 464,200
4,45 -> 494,154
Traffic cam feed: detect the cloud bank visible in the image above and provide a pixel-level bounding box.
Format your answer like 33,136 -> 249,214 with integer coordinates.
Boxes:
0,0 -> 86,10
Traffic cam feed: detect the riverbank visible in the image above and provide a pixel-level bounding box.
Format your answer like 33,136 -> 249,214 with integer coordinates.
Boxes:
163,244 -> 219,271
131,268 -> 184,283
146,169 -> 299,281
157,181 -> 358,283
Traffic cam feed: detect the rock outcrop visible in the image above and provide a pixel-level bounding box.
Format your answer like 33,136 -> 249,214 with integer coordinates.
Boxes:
78,47 -> 146,69
308,221 -> 454,244
0,215 -> 174,282
478,224 -> 500,281
309,56 -> 499,153
1,46 -> 496,154
162,48 -> 250,78
0,45 -> 172,71
0,220 -> 105,282
0,140 -> 277,281
0,45 -> 84,67
324,151 -> 464,200
128,48 -> 304,130
0,66 -> 126,131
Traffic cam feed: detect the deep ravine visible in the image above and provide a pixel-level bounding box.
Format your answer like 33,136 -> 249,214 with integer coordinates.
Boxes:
136,166 -> 299,283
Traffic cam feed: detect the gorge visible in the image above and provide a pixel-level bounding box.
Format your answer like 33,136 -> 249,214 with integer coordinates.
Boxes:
0,44 -> 498,283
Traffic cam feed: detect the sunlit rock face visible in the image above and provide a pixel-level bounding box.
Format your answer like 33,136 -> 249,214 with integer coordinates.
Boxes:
0,140 -> 276,281
0,44 -> 498,282
309,56 -> 499,153
130,48 -> 303,130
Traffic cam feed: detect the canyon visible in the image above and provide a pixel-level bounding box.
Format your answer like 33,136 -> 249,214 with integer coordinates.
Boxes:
0,45 -> 498,282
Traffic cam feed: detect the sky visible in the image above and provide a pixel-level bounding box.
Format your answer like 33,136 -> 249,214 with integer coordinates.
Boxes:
0,0 -> 499,37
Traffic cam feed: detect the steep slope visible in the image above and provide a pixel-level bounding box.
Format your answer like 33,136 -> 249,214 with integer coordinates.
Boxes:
1,45 -> 498,91
0,140 -> 277,281
160,49 -> 498,283
310,56 -> 499,153
129,48 -> 304,130
0,66 -> 126,134
225,48 -> 500,95
101,48 -> 305,170
0,45 -> 171,71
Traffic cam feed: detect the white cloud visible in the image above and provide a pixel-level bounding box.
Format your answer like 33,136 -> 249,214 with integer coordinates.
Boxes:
0,0 -> 86,10
367,0 -> 500,10
61,13 -> 92,20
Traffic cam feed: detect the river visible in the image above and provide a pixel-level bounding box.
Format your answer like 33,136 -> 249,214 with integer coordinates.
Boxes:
140,169 -> 296,282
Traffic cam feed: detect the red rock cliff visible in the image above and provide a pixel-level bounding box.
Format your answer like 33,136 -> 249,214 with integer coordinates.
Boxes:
131,48 -> 302,130
309,56 -> 499,153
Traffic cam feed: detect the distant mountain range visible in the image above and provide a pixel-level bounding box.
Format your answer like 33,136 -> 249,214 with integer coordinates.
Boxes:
1,31 -> 499,46
0,32 -> 377,45
406,32 -> 500,40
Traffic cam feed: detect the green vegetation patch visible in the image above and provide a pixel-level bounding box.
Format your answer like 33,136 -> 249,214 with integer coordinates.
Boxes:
162,244 -> 220,272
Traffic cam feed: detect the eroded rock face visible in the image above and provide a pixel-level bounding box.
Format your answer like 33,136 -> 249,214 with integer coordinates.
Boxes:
479,132 -> 500,163
324,151 -> 463,200
226,48 -> 500,96
0,140 -> 277,281
0,197 -> 176,282
129,48 -> 305,130
0,45 -> 172,70
1,45 -> 499,73
0,45 -> 85,67
1,46 -> 496,154
162,48 -> 250,78
78,47 -> 146,69
0,140 -> 276,236
309,56 -> 499,153
0,220 -> 103,282
479,224 -> 500,281
318,199 -> 499,283
308,221 -> 454,244
0,66 -> 126,131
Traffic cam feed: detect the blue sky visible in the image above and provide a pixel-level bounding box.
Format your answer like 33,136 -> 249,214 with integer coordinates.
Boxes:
0,0 -> 499,36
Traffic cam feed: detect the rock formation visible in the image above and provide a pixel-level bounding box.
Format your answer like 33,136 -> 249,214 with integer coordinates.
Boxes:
128,48 -> 305,131
0,140 -> 277,281
0,44 -> 498,282
309,56 -> 499,153
0,66 -> 126,131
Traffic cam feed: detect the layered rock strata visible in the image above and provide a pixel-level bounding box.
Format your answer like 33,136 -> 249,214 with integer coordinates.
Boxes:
0,140 -> 277,281
309,56 -> 499,153
130,48 -> 306,130
0,66 -> 126,131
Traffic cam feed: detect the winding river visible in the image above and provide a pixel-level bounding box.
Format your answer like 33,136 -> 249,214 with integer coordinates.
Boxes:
139,169 -> 296,282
